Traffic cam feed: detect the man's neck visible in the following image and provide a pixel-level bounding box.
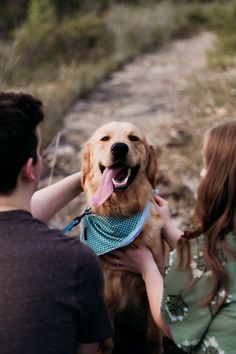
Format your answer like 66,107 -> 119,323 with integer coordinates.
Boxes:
0,190 -> 32,213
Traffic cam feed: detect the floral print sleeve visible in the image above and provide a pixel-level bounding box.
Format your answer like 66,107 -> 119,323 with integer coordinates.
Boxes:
161,233 -> 236,354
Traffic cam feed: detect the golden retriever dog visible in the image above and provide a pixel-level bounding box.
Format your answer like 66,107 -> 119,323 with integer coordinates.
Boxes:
81,121 -> 168,354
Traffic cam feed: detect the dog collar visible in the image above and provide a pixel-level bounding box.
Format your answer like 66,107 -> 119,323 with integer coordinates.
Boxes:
80,202 -> 150,255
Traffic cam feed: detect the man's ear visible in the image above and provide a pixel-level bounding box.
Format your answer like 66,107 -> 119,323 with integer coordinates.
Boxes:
21,158 -> 36,182
80,143 -> 91,188
146,145 -> 157,188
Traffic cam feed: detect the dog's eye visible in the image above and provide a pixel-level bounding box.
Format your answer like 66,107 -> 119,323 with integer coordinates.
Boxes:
128,135 -> 139,142
101,136 -> 110,141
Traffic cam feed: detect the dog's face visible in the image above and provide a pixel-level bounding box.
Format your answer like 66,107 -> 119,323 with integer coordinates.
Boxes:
81,121 -> 157,214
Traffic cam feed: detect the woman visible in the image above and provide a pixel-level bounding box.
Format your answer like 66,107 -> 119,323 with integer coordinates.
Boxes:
107,121 -> 236,353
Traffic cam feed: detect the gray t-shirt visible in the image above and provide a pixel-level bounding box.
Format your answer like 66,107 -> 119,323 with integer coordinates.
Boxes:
0,210 -> 113,354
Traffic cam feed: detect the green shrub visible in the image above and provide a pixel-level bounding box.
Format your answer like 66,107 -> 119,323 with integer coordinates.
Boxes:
14,0 -> 57,69
15,13 -> 114,71
56,15 -> 114,62
205,1 -> 236,65
186,4 -> 209,25
0,41 -> 20,84
0,0 -> 28,37
27,0 -> 56,28
15,22 -> 58,68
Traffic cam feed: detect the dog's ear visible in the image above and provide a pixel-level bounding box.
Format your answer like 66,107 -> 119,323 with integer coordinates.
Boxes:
80,143 -> 91,187
146,145 -> 157,188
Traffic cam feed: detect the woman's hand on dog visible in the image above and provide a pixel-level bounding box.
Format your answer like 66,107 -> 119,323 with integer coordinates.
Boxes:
105,246 -> 165,327
104,246 -> 161,280
153,195 -> 172,225
154,195 -> 183,249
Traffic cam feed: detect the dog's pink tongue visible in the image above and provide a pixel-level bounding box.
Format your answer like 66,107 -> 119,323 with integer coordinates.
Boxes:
92,168 -> 118,207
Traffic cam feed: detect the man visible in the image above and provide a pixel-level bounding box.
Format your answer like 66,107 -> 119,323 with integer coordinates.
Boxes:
0,92 -> 113,354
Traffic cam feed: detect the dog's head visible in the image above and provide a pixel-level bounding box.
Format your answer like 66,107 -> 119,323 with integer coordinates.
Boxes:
81,121 -> 157,215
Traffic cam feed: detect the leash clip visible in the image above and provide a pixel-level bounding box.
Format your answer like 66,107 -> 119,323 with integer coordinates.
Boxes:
62,208 -> 92,234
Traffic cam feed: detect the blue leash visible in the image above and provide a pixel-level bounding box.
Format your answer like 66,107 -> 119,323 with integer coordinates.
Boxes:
62,208 -> 92,234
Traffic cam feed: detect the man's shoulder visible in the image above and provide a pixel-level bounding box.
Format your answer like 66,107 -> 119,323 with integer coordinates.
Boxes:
33,218 -> 97,259
27,219 -> 101,281
7,210 -> 98,265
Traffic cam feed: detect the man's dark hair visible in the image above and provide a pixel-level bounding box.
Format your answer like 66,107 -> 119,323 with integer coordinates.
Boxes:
0,91 -> 44,195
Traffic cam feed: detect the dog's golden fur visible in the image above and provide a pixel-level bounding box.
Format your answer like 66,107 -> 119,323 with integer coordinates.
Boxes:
81,121 -> 168,353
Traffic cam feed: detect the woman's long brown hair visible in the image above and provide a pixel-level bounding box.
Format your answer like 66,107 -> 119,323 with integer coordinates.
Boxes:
177,121 -> 236,306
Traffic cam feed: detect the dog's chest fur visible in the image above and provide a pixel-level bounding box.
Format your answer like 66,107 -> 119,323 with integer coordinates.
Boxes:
100,210 -> 165,312
99,211 -> 166,354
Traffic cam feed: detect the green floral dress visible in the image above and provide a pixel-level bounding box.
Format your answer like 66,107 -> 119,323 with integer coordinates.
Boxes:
161,232 -> 236,354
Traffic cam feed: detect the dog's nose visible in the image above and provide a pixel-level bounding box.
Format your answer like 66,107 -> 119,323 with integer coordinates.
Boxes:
111,143 -> 129,158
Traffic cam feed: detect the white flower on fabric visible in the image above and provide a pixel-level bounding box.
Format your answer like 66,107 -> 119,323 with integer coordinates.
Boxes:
218,290 -> 233,304
178,339 -> 199,352
190,260 -> 203,278
169,251 -> 174,266
219,290 -> 226,298
225,294 -> 233,304
211,290 -> 233,314
165,250 -> 174,275
203,336 -> 225,354
190,253 -> 211,278
210,289 -> 233,315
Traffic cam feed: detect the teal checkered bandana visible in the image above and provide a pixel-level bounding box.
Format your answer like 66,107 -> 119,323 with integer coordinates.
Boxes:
80,202 -> 150,256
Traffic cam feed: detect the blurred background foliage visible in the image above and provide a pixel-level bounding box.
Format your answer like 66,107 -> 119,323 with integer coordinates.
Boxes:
1,0 -> 236,146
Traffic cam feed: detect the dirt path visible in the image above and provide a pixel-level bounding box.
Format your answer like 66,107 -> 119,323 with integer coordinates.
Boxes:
43,31 -> 216,231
